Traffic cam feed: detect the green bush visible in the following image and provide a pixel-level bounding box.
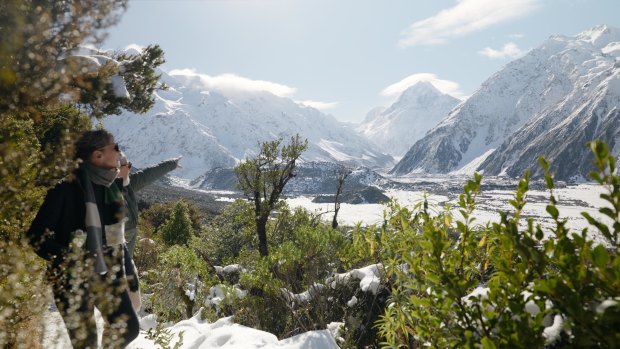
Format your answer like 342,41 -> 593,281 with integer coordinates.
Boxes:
146,245 -> 215,323
140,200 -> 204,238
197,199 -> 256,266
223,204 -> 349,338
375,141 -> 620,348
158,200 -> 195,246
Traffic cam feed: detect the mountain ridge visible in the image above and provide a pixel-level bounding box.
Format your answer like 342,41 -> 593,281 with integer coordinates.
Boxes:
103,70 -> 394,180
391,25 -> 620,180
357,81 -> 460,158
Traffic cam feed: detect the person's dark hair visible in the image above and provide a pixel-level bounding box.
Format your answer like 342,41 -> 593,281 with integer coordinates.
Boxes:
74,130 -> 115,161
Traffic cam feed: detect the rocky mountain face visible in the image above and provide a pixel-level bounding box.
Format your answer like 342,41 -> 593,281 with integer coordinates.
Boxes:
391,25 -> 620,180
103,70 -> 394,180
194,161 -> 389,196
357,82 -> 460,158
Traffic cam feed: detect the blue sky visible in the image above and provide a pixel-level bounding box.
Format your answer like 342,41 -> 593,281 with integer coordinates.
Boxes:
104,0 -> 620,122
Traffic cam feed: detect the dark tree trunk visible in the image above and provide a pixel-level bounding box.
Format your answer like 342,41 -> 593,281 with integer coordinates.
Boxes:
257,215 -> 269,256
332,206 -> 340,229
332,166 -> 351,229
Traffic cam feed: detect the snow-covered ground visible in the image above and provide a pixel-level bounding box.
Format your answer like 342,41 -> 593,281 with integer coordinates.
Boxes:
41,265 -> 389,348
287,183 -> 610,242
42,308 -> 339,349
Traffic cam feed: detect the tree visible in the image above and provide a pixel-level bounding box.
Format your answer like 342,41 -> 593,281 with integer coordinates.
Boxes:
76,45 -> 167,117
235,135 -> 308,256
0,0 -> 129,114
159,200 -> 194,246
332,165 -> 352,229
0,1 -> 166,345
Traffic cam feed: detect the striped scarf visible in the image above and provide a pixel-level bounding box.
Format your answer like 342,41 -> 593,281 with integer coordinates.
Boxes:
79,163 -> 124,275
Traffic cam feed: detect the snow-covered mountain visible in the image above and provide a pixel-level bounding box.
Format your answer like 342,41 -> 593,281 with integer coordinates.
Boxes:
357,82 -> 460,158
194,161 -> 390,195
103,70 -> 394,180
391,25 -> 620,180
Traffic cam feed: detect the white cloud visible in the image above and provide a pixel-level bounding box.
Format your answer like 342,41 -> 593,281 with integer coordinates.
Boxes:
299,100 -> 339,110
399,0 -> 541,47
509,33 -> 524,39
478,42 -> 524,59
167,69 -> 338,112
381,73 -> 466,99
168,68 -> 297,97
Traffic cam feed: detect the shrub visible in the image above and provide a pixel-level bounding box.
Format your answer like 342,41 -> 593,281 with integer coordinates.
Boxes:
140,200 -> 204,238
227,204 -> 353,339
197,199 -> 256,266
158,200 -> 194,246
375,141 -> 620,348
146,245 -> 215,323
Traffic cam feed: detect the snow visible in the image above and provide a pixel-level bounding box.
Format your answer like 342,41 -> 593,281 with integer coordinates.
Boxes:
596,299 -> 619,314
392,25 -> 620,177
64,52 -> 131,99
43,308 -> 339,349
284,180 -> 610,242
462,286 -> 489,306
346,296 -> 358,307
281,284 -> 325,304
543,314 -> 564,345
330,264 -> 383,295
451,148 -> 495,176
357,81 -> 460,157
103,69 -> 394,180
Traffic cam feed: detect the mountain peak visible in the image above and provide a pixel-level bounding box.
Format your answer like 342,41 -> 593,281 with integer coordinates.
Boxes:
403,81 -> 442,96
393,81 -> 446,107
391,24 -> 620,180
575,24 -> 620,49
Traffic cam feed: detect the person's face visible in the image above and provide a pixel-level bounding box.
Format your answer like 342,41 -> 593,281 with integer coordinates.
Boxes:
91,142 -> 120,170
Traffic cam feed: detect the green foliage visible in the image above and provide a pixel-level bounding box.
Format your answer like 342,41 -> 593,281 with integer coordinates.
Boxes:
140,200 -> 203,238
0,0 -> 128,113
197,199 -> 256,266
0,240 -> 49,348
146,245 -> 214,323
77,45 -> 166,117
113,45 -> 167,114
0,104 -> 90,348
145,322 -> 184,349
0,1 -> 169,346
227,204 -> 349,338
234,253 -> 291,336
133,236 -> 162,275
158,200 -> 195,246
375,142 -> 620,348
235,134 -> 308,256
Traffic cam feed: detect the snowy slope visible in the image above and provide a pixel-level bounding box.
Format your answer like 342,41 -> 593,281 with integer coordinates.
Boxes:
103,70 -> 394,180
391,25 -> 620,180
357,82 -> 460,158
479,25 -> 620,180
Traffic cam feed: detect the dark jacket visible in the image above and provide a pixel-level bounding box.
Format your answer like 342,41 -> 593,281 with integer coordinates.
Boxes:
27,174 -> 124,275
123,159 -> 178,230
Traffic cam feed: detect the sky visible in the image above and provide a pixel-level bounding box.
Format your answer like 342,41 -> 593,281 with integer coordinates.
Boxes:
103,0 -> 620,123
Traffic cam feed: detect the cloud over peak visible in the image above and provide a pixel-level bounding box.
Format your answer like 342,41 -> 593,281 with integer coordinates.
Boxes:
168,68 -> 297,97
299,100 -> 339,111
478,42 -> 524,59
399,0 -> 541,47
381,73 -> 465,100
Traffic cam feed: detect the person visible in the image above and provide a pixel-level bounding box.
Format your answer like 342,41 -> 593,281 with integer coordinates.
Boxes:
118,152 -> 182,259
27,130 -> 139,349
117,151 -> 181,312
